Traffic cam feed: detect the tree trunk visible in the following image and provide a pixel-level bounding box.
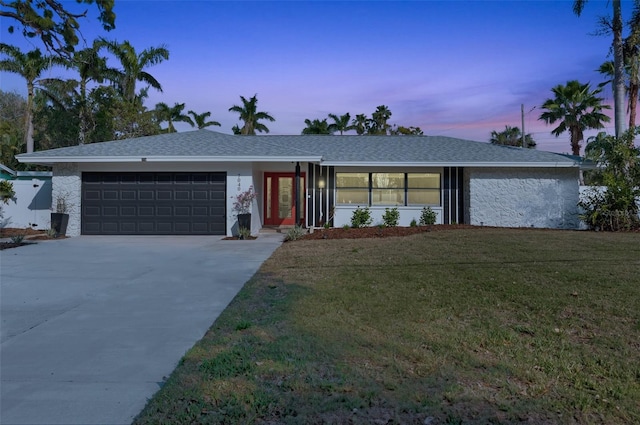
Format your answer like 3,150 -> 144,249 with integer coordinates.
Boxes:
25,82 -> 35,153
613,0 -> 627,138
628,83 -> 638,130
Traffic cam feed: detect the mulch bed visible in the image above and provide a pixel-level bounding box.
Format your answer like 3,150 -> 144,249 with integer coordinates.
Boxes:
0,227 -> 66,250
300,224 -> 476,240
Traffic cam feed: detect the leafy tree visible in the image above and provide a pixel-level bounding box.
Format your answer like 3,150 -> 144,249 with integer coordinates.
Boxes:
228,94 -> 275,135
0,90 -> 26,168
187,110 -> 221,129
154,102 -> 193,133
489,125 -> 536,148
574,0 -> 625,137
580,129 -> 640,230
302,118 -> 330,135
0,44 -> 66,152
539,80 -> 611,155
67,39 -> 120,144
0,0 -> 115,54
101,40 -> 169,103
370,105 -> 392,135
389,125 -> 424,136
352,113 -> 370,135
327,113 -> 354,135
33,79 -> 80,150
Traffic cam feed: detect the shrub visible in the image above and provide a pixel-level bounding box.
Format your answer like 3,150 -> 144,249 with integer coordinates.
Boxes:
581,130 -> 640,231
419,206 -> 437,225
10,234 -> 24,243
350,207 -> 372,228
238,226 -> 251,239
284,225 -> 306,241
382,207 -> 399,227
0,180 -> 15,204
410,218 -> 417,227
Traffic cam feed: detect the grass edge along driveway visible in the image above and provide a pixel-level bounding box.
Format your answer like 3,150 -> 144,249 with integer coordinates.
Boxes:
134,228 -> 640,424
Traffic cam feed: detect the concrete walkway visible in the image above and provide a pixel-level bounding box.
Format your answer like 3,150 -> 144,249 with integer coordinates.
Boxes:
0,234 -> 283,425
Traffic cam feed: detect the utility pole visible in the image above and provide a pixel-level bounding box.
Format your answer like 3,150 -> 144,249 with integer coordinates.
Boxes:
521,104 -> 526,149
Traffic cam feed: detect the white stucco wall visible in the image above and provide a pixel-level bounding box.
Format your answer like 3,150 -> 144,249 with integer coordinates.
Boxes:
464,167 -> 580,229
52,163 -> 82,236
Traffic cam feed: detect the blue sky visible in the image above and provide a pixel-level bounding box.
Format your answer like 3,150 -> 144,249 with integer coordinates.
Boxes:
0,0 -> 632,153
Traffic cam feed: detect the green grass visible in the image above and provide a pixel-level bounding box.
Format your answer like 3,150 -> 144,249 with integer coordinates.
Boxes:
134,229 -> 640,424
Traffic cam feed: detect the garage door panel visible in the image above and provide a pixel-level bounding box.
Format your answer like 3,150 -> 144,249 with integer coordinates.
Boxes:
82,172 -> 226,235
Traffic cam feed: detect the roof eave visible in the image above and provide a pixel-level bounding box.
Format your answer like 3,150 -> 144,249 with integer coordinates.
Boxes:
321,161 -> 580,168
16,155 -> 324,164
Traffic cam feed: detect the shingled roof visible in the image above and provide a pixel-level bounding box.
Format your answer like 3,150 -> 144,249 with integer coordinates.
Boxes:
17,129 -> 579,167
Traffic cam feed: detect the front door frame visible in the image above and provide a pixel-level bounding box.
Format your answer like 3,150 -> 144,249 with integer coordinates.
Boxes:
263,172 -> 305,226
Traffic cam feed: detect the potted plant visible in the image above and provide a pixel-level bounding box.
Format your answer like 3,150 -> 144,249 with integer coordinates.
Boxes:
232,185 -> 257,236
50,193 -> 71,237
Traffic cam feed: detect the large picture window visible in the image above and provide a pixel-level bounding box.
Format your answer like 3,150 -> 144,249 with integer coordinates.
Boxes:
372,173 -> 404,205
407,173 -> 440,205
336,173 -> 368,205
336,172 -> 440,206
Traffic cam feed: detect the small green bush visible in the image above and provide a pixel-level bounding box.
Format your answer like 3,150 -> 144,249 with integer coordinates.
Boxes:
382,207 -> 399,227
238,226 -> 251,239
10,234 -> 24,243
284,225 -> 306,241
351,207 -> 373,228
410,218 -> 417,227
419,206 -> 437,226
342,224 -> 350,230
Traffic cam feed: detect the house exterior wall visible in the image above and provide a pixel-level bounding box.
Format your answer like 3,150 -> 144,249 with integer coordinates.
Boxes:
464,167 -> 580,229
314,165 -> 466,228
58,162 -> 259,237
52,163 -> 82,236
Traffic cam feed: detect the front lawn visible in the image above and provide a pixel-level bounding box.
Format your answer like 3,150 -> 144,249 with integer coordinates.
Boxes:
134,228 -> 640,424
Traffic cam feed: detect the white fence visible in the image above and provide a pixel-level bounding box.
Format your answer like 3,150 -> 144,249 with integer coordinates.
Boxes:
1,177 -> 52,229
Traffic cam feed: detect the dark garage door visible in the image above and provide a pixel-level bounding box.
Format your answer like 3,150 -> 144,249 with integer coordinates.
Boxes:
82,172 -> 226,235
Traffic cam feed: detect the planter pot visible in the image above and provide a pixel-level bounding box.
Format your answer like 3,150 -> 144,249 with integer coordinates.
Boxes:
50,213 -> 69,237
237,213 -> 251,232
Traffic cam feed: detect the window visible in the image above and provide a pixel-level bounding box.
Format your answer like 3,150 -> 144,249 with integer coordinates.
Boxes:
372,173 -> 404,205
336,172 -> 441,206
407,173 -> 440,205
336,173 -> 368,205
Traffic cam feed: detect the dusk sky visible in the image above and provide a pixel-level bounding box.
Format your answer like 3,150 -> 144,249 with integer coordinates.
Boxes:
0,0 -> 633,153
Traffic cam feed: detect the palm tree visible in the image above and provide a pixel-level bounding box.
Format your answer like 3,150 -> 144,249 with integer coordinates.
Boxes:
539,80 -> 611,156
68,40 -> 121,144
228,94 -> 275,135
0,44 -> 65,152
155,102 -> 193,133
327,113 -> 354,135
371,105 -> 392,135
489,125 -> 536,148
187,110 -> 221,129
574,0 -> 625,137
352,113 -> 370,135
101,39 -> 169,103
302,118 -> 330,135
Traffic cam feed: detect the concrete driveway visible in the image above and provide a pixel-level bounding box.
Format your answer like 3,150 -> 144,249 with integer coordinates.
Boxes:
0,234 -> 283,425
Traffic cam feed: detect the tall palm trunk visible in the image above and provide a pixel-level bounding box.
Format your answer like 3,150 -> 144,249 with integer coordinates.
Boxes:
613,0 -> 627,138
25,81 -> 35,153
629,82 -> 638,130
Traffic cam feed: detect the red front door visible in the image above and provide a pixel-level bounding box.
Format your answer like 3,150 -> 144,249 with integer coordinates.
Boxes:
264,173 -> 305,226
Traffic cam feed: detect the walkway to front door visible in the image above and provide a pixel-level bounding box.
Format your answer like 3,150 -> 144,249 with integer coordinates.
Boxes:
264,172 -> 305,226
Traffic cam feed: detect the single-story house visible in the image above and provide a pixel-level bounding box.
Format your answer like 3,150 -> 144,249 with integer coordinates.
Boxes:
16,130 -> 582,236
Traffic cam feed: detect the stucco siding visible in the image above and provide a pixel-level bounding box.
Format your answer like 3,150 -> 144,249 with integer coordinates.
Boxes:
52,163 -> 82,236
465,167 -> 580,229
